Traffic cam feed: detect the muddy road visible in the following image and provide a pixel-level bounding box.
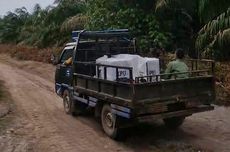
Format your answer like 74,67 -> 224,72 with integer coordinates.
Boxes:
0,55 -> 229,152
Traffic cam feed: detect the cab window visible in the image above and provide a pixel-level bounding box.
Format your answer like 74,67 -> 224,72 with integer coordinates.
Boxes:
60,48 -> 74,64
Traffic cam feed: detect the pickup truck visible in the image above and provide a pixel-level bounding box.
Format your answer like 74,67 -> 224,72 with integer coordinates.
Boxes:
54,29 -> 215,139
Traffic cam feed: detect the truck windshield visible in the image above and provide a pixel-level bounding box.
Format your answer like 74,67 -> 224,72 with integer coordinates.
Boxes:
60,49 -> 73,63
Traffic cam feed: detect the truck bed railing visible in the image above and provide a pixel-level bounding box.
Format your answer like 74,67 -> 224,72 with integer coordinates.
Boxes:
160,59 -> 215,74
135,70 -> 212,83
74,59 -> 215,84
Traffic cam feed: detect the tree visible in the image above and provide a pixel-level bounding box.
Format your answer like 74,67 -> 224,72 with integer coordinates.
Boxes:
154,0 -> 199,55
0,8 -> 28,43
0,1 -> 86,47
196,0 -> 230,60
86,0 -> 171,53
0,0 -> 229,60
155,0 -> 230,59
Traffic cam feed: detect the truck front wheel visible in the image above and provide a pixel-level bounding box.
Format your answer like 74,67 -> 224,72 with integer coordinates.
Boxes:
101,104 -> 121,139
163,117 -> 185,129
63,90 -> 76,116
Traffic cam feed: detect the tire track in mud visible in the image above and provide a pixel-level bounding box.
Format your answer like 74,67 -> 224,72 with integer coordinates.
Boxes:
0,63 -> 131,152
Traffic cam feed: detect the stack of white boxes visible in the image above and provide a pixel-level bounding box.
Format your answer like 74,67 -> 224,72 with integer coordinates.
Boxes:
96,54 -> 160,82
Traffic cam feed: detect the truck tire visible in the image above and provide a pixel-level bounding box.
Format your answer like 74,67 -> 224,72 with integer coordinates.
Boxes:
163,117 -> 185,129
63,90 -> 77,116
101,104 -> 121,139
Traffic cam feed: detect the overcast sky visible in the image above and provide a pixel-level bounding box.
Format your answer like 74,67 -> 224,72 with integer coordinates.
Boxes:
0,0 -> 54,16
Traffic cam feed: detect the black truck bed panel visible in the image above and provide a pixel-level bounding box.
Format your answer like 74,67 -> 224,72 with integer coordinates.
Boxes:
74,74 -> 215,106
133,76 -> 215,103
74,74 -> 133,107
137,105 -> 214,122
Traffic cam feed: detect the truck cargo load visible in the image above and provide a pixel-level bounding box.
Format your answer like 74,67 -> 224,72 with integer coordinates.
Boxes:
96,54 -> 160,81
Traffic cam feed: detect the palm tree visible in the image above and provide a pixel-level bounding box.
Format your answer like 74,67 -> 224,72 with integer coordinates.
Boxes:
196,0 -> 230,59
61,14 -> 88,32
155,0 -> 230,59
0,9 -> 28,43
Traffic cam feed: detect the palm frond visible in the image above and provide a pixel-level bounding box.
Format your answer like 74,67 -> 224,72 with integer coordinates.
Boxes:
198,0 -> 230,23
155,0 -> 168,11
61,14 -> 88,32
196,8 -> 230,52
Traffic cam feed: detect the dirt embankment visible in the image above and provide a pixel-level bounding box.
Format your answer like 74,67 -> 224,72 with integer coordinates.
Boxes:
215,62 -> 230,105
0,44 -> 62,63
0,81 -> 11,119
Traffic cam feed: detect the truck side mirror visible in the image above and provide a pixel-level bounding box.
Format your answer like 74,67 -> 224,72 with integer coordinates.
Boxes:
51,54 -> 59,65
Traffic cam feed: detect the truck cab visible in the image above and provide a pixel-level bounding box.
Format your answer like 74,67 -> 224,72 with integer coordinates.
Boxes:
55,42 -> 76,96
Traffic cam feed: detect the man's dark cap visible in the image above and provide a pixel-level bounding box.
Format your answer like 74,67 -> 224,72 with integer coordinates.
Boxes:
176,48 -> 185,59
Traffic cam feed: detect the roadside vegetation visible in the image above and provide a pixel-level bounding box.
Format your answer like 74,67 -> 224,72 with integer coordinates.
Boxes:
0,0 -> 229,59
0,44 -> 61,63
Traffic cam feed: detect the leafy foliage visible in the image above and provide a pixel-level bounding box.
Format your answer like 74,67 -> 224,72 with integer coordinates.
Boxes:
154,0 -> 197,52
0,1 -> 86,48
0,8 -> 28,43
196,1 -> 230,60
156,0 -> 230,60
0,0 -> 229,60
198,0 -> 230,23
86,0 -> 173,53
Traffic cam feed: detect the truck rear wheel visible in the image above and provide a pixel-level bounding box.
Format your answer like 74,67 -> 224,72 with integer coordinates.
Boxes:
63,90 -> 77,116
163,117 -> 185,129
101,104 -> 121,139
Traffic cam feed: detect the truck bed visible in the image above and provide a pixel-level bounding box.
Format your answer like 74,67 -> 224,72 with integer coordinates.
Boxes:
74,72 -> 215,119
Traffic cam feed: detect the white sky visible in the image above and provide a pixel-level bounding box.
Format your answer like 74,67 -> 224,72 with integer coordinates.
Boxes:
0,0 -> 54,16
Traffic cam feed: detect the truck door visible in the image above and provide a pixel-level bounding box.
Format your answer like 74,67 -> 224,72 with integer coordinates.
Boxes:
55,46 -> 74,88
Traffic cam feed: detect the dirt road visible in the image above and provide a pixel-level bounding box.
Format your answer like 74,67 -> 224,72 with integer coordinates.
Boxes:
0,55 -> 229,152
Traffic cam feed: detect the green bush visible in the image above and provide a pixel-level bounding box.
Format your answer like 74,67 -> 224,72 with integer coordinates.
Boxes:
86,0 -> 171,53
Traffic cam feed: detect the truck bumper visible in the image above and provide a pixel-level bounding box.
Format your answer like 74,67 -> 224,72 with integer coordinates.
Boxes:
137,105 -> 214,123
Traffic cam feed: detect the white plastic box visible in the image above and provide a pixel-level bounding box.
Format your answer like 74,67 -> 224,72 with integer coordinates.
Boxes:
96,54 -> 160,81
138,58 -> 160,76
